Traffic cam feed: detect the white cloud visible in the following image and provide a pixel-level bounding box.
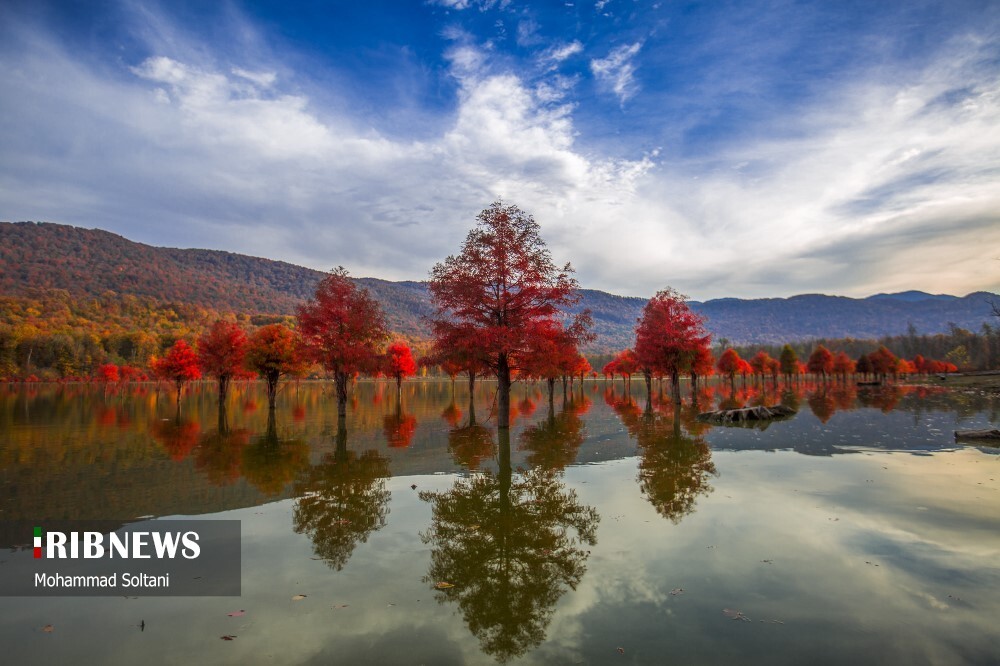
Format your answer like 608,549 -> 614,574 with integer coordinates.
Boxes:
589,42 -> 642,105
0,10 -> 997,301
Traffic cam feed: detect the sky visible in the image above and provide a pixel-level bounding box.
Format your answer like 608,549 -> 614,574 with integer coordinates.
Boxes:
1,0 -> 998,300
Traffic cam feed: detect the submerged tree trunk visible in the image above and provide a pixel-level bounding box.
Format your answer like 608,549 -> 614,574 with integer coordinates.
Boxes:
335,370 -> 349,419
218,374 -> 230,405
264,370 -> 279,411
497,354 -> 511,429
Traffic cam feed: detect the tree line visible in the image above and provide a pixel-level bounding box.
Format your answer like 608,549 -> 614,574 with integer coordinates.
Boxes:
4,201 -> 997,422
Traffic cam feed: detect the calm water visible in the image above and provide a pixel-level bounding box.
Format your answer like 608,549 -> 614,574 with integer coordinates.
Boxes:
1,379 -> 999,665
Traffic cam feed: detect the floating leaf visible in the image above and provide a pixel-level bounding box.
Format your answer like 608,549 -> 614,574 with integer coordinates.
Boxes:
410,484 -> 417,490
292,594 -> 307,601
227,610 -> 245,617
220,635 -> 237,641
669,588 -> 684,596
434,582 -> 455,590
42,624 -> 54,633
723,608 -> 751,621
617,647 -> 625,654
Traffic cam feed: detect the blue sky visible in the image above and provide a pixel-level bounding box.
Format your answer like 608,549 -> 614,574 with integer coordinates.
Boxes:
1,0 -> 998,299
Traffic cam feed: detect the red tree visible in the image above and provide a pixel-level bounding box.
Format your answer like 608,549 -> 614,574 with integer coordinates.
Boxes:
521,318 -> 580,404
198,320 -> 248,404
298,267 -> 389,418
689,346 -> 714,393
832,351 -> 855,382
612,349 -> 639,392
151,340 -> 202,408
245,324 -> 306,411
716,348 -> 742,387
635,288 -> 711,405
807,345 -> 834,381
429,201 -> 590,428
749,351 -> 774,384
868,346 -> 898,382
385,340 -> 418,398
97,363 -> 120,383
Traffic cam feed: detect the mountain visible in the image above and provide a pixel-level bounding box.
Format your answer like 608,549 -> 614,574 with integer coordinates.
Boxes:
1,221 -> 997,350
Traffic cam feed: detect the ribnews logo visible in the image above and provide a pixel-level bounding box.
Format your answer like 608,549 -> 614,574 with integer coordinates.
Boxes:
3,520 -> 241,597
32,525 -> 201,560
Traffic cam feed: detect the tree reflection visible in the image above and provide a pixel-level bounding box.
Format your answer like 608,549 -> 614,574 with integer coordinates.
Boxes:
241,410 -> 309,496
149,415 -> 201,462
194,405 -> 250,486
420,432 -> 599,663
447,393 -> 496,471
383,402 -> 418,448
518,400 -> 585,472
293,416 -> 391,571
623,403 -> 717,523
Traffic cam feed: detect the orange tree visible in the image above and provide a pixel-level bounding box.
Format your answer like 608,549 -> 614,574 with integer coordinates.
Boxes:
298,268 -> 389,418
429,201 -> 589,429
245,323 -> 306,411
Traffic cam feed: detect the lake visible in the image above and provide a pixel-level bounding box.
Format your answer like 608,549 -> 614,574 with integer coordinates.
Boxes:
1,379 -> 998,664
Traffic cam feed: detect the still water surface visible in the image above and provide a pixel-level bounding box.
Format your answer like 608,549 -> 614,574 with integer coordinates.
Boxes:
1,380 -> 999,664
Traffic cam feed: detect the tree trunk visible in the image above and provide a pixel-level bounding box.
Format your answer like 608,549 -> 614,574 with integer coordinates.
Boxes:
497,354 -> 511,429
218,374 -> 230,404
671,370 -> 681,405
644,370 -> 652,407
265,370 -> 279,411
335,371 -> 349,419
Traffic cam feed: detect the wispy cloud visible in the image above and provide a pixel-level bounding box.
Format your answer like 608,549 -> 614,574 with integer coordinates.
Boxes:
590,42 -> 642,105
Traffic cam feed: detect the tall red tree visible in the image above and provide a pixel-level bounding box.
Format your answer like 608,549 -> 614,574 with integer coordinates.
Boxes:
635,288 -> 711,405
298,267 -> 389,418
385,340 -> 418,399
151,339 -> 202,409
429,201 -> 590,429
198,320 -> 248,404
245,324 -> 306,411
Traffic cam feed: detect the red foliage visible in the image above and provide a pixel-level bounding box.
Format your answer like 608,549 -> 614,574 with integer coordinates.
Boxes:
298,267 -> 388,378
245,323 -> 306,408
198,320 -> 247,398
716,349 -> 742,379
635,288 -> 711,383
429,201 -> 590,427
521,319 -> 580,381
97,363 -> 120,383
832,351 -> 855,377
385,340 -> 418,387
807,345 -> 834,378
151,340 -> 202,391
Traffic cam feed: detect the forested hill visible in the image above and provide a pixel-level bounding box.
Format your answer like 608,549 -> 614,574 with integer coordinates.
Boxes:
2,221 -> 997,350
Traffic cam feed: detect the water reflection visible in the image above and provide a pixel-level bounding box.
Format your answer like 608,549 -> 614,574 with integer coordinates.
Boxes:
420,431 -> 599,662
447,393 -> 496,471
623,401 -> 717,522
241,411 -> 310,496
518,396 -> 586,472
293,416 -> 391,571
